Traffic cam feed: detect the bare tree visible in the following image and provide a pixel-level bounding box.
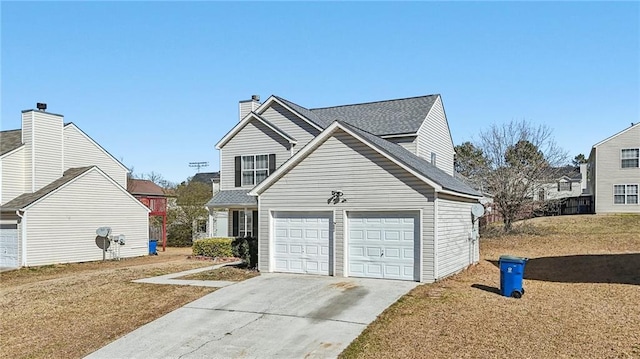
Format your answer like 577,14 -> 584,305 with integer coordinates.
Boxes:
476,120 -> 567,231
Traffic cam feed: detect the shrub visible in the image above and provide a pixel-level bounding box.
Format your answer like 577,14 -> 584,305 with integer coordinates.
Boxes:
231,237 -> 258,268
192,238 -> 233,258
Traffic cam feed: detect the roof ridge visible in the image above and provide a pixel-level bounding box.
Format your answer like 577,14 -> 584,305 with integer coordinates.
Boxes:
310,94 -> 440,110
0,128 -> 21,134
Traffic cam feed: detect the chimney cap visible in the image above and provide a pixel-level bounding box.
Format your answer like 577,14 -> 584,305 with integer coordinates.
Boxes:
251,95 -> 260,101
37,103 -> 47,111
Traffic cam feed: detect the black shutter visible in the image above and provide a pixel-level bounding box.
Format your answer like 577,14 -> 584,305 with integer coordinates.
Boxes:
235,156 -> 241,187
557,182 -> 560,192
232,211 -> 239,237
268,154 -> 276,175
252,210 -> 258,238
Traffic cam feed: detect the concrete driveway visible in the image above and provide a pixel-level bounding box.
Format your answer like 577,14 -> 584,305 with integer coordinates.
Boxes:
86,273 -> 418,359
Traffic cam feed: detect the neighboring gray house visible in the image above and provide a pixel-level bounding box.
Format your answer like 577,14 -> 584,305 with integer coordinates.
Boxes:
0,107 -> 149,268
206,94 -> 482,283
586,122 -> 640,214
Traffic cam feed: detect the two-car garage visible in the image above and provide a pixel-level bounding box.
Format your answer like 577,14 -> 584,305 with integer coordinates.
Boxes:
272,211 -> 419,281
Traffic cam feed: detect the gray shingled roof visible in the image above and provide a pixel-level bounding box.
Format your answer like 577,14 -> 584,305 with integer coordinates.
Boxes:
0,129 -> 23,156
1,167 -> 94,211
312,95 -> 439,136
275,95 -> 439,136
339,121 -> 480,197
206,189 -> 257,207
192,172 -> 220,184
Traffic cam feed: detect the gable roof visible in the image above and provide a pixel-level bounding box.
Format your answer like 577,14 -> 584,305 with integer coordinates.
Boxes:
191,172 -> 220,184
310,95 -> 439,136
216,112 -> 297,149
0,129 -> 23,156
206,189 -> 257,207
250,121 -> 480,199
592,122 -> 640,148
1,166 -> 150,212
1,167 -> 93,211
128,179 -> 166,196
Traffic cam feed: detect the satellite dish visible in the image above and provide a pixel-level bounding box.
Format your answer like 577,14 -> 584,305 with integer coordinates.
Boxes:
96,227 -> 111,237
95,236 -> 111,250
471,203 -> 485,218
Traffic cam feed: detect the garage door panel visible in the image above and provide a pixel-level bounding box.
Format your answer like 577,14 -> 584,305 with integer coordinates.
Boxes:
0,225 -> 19,268
273,212 -> 331,275
348,211 -> 418,281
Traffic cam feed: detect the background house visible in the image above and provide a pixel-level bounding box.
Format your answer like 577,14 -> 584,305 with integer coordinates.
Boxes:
0,106 -> 149,269
128,179 -> 169,251
586,122 -> 640,214
208,94 -> 482,282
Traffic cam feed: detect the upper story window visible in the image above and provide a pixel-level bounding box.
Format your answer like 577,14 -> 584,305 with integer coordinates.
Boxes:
235,154 -> 275,187
621,148 -> 639,168
557,182 -> 572,191
614,184 -> 638,204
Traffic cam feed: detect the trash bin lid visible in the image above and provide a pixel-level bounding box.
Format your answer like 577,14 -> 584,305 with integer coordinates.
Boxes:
149,239 -> 158,242
499,255 -> 528,264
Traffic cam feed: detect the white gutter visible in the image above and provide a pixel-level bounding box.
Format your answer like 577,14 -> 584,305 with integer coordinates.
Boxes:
16,210 -> 26,266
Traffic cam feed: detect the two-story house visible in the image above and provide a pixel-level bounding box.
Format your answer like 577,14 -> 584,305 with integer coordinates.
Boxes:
206,94 -> 482,283
0,106 -> 149,268
587,122 -> 640,214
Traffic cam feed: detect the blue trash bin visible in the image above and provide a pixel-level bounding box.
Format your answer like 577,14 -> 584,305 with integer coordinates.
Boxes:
149,239 -> 158,255
499,255 -> 528,298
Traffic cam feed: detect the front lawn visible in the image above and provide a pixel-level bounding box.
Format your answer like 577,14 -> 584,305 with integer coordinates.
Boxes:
341,214 -> 640,358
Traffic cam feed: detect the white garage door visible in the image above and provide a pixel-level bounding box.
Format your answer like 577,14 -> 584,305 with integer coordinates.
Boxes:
0,224 -> 19,268
348,211 -> 418,281
273,211 -> 331,275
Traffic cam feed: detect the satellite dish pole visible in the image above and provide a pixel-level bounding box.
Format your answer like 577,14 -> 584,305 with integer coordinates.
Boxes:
189,161 -> 209,173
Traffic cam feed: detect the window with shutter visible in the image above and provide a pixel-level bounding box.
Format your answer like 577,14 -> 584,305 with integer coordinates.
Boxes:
235,153 -> 276,186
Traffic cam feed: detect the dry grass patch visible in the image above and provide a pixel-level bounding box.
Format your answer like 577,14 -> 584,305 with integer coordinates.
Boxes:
341,214 -> 640,359
179,265 -> 259,282
0,247 -> 223,359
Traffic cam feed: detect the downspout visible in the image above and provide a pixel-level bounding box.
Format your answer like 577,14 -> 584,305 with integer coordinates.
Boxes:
16,210 -> 26,266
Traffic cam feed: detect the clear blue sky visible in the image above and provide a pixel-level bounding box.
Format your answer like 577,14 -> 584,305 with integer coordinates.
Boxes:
2,2 -> 638,184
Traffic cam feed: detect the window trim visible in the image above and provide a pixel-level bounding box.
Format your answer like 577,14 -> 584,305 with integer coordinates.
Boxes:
240,153 -> 270,187
613,184 -> 639,205
620,148 -> 640,169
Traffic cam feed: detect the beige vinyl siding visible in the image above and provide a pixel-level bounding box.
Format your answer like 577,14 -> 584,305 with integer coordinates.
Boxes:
0,147 -> 25,205
259,103 -> 321,153
594,124 -> 640,213
21,112 -> 34,192
535,179 -> 583,201
386,136 -> 418,155
436,195 -> 478,279
23,169 -> 148,266
416,96 -> 455,176
219,120 -> 291,191
63,125 -> 128,188
32,112 -> 64,191
239,100 -> 259,121
258,129 -> 436,281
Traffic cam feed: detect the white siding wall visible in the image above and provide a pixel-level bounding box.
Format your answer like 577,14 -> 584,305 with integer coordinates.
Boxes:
386,136 -> 418,155
21,111 -> 64,192
0,147 -> 25,205
219,120 -> 292,191
258,130 -> 437,281
594,125 -> 640,213
416,96 -> 455,176
21,112 -> 33,193
535,180 -> 583,201
63,125 -> 128,188
436,195 -> 478,279
24,169 -> 149,266
259,103 -> 321,153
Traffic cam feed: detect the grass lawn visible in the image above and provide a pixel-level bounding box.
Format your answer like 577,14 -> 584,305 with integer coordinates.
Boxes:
0,247 -> 224,359
341,214 -> 640,358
